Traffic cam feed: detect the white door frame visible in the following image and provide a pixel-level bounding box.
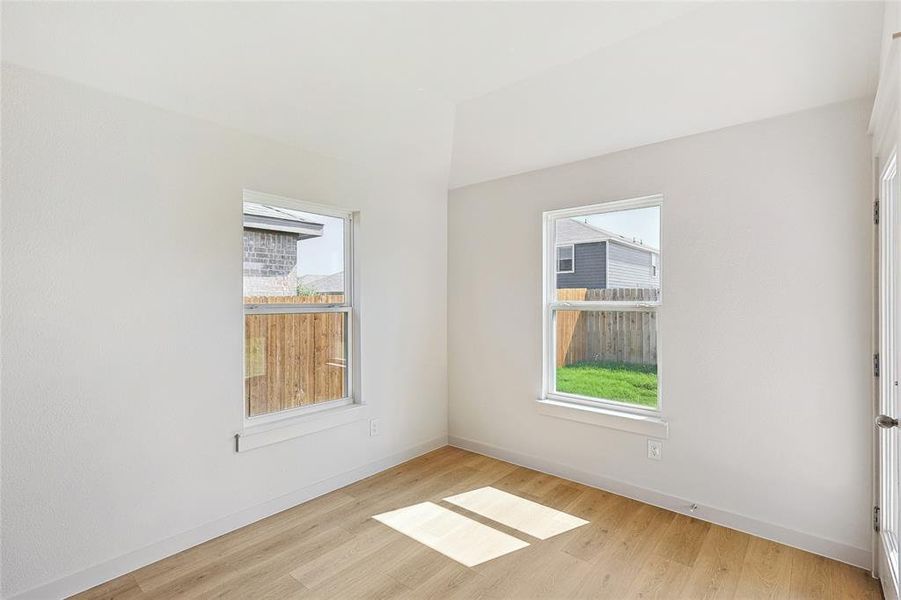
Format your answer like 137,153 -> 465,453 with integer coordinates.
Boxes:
878,150 -> 900,600
873,33 -> 901,600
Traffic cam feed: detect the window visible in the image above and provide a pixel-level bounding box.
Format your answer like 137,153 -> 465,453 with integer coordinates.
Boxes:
544,196 -> 661,413
243,191 -> 356,422
556,244 -> 575,273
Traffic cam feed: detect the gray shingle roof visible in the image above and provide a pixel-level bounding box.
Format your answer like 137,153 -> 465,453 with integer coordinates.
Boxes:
555,218 -> 657,252
243,203 -> 324,238
243,203 -> 321,226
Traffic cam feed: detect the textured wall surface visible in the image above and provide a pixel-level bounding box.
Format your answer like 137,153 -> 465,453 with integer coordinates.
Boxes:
449,99 -> 874,563
1,65 -> 449,598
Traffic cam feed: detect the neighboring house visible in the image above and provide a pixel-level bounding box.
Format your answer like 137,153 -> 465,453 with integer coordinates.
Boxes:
243,204 -> 323,296
297,272 -> 345,295
556,218 -> 659,290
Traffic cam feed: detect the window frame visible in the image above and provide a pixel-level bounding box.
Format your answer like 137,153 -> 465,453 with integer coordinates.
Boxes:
556,244 -> 575,274
542,195 -> 663,417
242,189 -> 359,428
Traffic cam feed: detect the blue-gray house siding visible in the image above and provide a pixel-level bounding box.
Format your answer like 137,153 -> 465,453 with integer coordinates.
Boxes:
557,240 -> 659,290
607,241 -> 659,289
557,242 -> 606,289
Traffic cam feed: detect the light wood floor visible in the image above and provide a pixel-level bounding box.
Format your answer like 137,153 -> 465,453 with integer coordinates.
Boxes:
72,446 -> 881,599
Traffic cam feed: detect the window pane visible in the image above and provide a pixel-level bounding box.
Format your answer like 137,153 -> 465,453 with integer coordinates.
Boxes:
243,202 -> 346,304
555,206 -> 659,301
555,310 -> 657,408
244,312 -> 347,417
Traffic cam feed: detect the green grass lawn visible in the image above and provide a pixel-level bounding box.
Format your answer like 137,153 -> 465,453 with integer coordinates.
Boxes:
556,361 -> 658,408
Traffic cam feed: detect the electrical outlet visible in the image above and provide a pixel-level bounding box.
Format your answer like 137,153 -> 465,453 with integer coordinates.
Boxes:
647,439 -> 662,461
369,419 -> 380,437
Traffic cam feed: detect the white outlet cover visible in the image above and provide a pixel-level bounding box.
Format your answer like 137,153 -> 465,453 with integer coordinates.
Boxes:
647,439 -> 662,460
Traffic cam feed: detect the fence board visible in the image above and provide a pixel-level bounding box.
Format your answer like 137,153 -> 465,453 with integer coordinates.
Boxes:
244,294 -> 347,417
555,288 -> 658,367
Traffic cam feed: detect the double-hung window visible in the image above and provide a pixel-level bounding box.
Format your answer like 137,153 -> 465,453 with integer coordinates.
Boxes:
543,196 -> 662,414
243,191 -> 356,424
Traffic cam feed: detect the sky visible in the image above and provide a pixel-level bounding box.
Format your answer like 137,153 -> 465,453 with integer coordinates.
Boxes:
583,206 -> 659,249
294,211 -> 345,276
286,205 -> 660,277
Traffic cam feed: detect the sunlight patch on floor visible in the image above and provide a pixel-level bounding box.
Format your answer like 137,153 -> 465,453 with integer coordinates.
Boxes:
372,501 -> 530,567
444,486 -> 589,540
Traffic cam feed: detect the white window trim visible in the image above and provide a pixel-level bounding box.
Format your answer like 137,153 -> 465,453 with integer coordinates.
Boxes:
537,398 -> 667,438
541,195 -> 666,436
556,244 -> 575,274
237,189 -> 363,452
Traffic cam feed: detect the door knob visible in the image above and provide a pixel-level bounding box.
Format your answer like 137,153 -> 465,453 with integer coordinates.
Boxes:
877,415 -> 899,428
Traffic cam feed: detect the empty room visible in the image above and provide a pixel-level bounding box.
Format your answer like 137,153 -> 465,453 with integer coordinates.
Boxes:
2,1 -> 901,599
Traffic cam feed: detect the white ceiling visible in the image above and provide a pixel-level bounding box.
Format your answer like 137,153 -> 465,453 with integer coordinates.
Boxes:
2,1 -> 885,188
450,1 -> 885,187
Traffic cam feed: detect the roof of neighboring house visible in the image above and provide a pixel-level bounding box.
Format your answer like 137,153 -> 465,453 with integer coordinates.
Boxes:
243,203 -> 324,238
298,272 -> 345,295
556,218 -> 658,253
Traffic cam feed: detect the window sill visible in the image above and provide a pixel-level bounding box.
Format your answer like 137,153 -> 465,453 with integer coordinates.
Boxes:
236,403 -> 369,452
536,398 -> 668,438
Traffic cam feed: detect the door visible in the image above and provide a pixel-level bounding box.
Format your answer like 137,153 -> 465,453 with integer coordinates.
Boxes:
875,30 -> 901,599
879,151 -> 901,600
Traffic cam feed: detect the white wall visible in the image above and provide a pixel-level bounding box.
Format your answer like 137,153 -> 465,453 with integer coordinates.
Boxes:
0,65 -> 448,598
448,99 -> 874,565
879,0 -> 900,79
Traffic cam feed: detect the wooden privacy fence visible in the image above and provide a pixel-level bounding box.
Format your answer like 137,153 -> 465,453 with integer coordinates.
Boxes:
244,294 -> 346,417
556,288 -> 659,368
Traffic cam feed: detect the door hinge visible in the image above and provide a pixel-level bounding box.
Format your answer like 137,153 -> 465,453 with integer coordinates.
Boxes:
875,199 -> 880,225
875,353 -> 880,378
875,505 -> 881,532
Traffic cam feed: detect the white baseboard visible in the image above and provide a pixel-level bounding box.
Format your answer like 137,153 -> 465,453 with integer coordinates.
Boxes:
448,435 -> 871,570
7,436 -> 448,600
